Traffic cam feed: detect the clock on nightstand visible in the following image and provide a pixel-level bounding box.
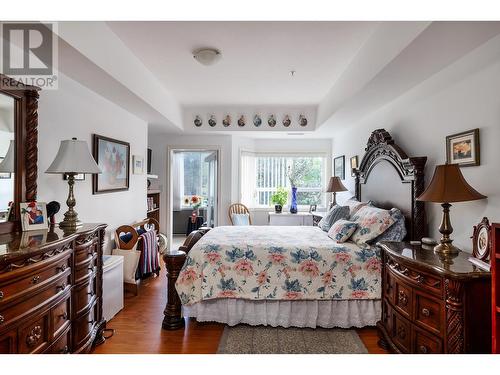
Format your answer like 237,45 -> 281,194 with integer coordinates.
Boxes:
377,241 -> 491,354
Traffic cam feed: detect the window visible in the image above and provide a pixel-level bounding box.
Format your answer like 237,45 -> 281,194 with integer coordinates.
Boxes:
240,152 -> 327,209
172,151 -> 210,209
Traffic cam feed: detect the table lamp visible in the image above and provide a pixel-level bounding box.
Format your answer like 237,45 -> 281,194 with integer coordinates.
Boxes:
326,176 -> 347,208
46,138 -> 101,229
417,163 -> 486,254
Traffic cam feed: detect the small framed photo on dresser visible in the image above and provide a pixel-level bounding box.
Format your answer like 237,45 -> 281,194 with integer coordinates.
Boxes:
446,128 -> 480,167
472,217 -> 491,262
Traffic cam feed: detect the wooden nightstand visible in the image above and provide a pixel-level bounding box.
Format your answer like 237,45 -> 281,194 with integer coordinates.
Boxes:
377,241 -> 491,354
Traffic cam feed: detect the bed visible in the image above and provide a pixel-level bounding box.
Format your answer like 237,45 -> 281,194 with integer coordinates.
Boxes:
164,129 -> 427,329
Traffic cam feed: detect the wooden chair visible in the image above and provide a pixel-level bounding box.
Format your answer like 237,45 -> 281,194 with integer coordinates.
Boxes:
114,217 -> 161,295
228,203 -> 252,225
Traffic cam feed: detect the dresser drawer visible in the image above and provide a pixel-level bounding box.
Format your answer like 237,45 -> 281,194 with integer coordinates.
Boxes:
73,299 -> 98,348
413,327 -> 442,354
0,271 -> 70,329
51,294 -> 71,339
0,252 -> 70,305
74,240 -> 97,266
73,277 -> 96,316
386,256 -> 443,297
392,310 -> 411,353
414,291 -> 443,335
74,254 -> 96,285
46,326 -> 71,354
384,268 -> 395,305
394,280 -> 412,318
18,311 -> 51,353
0,329 -> 16,353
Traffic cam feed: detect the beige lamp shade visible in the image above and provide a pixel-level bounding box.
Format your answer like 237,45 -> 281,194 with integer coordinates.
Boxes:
46,138 -> 101,174
0,140 -> 15,173
417,164 -> 486,203
326,176 -> 348,193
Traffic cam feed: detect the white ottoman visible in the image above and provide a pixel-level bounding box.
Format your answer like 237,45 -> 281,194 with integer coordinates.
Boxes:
102,255 -> 124,322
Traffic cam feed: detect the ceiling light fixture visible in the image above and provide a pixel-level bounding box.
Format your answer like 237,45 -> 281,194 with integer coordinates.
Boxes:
290,70 -> 296,77
193,48 -> 222,66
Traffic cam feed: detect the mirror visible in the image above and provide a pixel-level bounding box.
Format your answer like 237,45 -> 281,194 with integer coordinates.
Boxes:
0,93 -> 15,223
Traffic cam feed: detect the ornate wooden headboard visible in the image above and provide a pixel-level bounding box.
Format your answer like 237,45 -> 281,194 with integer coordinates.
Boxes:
354,129 -> 427,241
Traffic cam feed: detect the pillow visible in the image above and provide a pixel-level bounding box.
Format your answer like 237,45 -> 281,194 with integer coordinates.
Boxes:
232,213 -> 250,226
369,208 -> 407,244
328,220 -> 358,243
317,205 -> 350,232
350,205 -> 397,245
343,197 -> 370,218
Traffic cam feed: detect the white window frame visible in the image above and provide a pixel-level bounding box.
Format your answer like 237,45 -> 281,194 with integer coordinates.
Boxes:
239,150 -> 328,210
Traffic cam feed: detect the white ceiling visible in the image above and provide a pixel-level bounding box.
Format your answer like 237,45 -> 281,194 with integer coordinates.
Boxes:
49,21 -> 500,136
107,21 -> 378,106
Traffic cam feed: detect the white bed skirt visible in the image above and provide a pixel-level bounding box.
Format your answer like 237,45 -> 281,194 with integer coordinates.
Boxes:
183,299 -> 381,329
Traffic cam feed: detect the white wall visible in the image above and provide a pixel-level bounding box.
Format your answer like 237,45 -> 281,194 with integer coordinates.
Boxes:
329,49 -> 500,252
38,73 -> 148,252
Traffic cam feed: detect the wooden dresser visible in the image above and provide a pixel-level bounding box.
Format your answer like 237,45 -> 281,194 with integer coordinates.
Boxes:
0,224 -> 107,354
378,241 -> 491,354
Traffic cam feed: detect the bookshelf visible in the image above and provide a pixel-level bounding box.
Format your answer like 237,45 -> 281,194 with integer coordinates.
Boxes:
147,190 -> 161,223
492,223 -> 500,353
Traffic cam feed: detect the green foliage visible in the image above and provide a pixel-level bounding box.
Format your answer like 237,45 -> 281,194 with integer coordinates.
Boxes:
270,187 -> 288,206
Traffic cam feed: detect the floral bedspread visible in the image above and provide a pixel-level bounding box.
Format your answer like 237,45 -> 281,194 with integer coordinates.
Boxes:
176,226 -> 382,305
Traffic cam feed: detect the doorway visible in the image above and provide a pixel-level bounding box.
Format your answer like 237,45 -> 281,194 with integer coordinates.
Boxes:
167,147 -> 220,249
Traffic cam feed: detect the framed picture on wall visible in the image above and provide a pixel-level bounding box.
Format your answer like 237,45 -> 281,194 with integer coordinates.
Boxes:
92,134 -> 130,194
350,155 -> 358,177
446,128 -> 480,167
133,155 -> 145,175
333,155 -> 345,180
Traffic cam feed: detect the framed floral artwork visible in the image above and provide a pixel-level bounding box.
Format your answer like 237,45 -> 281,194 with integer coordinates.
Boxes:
92,134 -> 130,194
446,128 -> 480,167
133,155 -> 144,175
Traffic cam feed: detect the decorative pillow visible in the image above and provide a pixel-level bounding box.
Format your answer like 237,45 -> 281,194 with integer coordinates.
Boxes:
350,205 -> 397,245
317,205 -> 350,232
328,220 -> 358,243
343,197 -> 370,218
369,208 -> 407,244
232,213 -> 250,226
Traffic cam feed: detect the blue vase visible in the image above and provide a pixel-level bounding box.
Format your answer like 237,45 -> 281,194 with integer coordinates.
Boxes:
290,187 -> 298,214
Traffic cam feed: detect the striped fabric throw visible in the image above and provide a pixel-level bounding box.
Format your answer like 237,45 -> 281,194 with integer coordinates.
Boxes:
138,230 -> 159,277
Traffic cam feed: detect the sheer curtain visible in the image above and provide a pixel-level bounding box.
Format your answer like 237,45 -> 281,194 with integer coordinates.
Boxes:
240,151 -> 256,207
172,152 -> 184,211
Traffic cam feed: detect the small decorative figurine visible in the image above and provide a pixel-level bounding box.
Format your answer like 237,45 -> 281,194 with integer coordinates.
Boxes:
283,115 -> 291,127
238,115 -> 246,127
208,115 -> 217,127
299,114 -> 308,127
194,115 -> 203,127
268,114 -> 276,127
253,114 -> 262,127
223,114 -> 231,127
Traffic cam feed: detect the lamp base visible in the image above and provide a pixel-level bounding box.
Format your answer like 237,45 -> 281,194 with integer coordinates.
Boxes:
59,218 -> 83,230
433,242 -> 460,255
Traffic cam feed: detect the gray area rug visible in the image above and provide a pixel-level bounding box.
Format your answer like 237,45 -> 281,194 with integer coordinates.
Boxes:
217,325 -> 368,354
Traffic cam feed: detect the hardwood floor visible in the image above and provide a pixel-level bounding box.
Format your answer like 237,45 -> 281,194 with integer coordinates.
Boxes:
92,267 -> 388,354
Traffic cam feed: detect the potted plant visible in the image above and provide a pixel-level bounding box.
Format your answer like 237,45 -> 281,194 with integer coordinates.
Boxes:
270,187 -> 288,213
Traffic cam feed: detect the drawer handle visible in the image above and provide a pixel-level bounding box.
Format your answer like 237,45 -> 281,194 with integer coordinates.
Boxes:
0,315 -> 4,324
0,291 -> 4,300
26,325 -> 42,347
421,308 -> 431,317
398,291 -> 408,306
59,345 -> 69,354
59,312 -> 68,320
31,275 -> 41,284
57,283 -> 67,291
57,264 -> 67,272
397,326 -> 406,339
419,345 -> 428,354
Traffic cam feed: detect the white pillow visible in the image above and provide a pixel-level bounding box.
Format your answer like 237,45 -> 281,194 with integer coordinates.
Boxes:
343,197 -> 370,218
327,219 -> 358,243
350,205 -> 396,245
232,213 -> 250,226
111,248 -> 140,284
